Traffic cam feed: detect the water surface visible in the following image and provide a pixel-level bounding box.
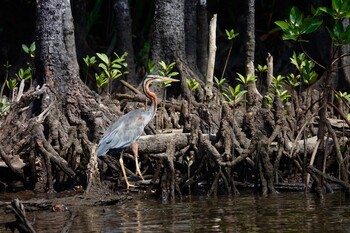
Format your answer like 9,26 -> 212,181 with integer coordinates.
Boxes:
2,192 -> 350,232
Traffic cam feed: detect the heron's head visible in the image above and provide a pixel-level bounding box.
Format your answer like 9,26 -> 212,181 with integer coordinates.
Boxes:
146,74 -> 179,84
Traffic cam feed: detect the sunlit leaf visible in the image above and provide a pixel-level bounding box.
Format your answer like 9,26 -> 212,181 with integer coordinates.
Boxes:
275,21 -> 290,31
96,53 -> 109,65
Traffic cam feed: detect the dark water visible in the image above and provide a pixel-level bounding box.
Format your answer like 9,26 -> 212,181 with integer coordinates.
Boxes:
2,192 -> 350,232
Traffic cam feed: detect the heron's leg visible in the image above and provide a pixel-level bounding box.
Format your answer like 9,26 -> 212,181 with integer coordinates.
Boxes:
131,143 -> 144,180
119,153 -> 133,190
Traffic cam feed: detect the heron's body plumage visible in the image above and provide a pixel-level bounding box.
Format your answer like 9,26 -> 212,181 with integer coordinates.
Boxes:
97,109 -> 152,157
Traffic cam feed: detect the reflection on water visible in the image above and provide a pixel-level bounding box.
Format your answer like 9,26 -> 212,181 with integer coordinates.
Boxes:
2,192 -> 350,232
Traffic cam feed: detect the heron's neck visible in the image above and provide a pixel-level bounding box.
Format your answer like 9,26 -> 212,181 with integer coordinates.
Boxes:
144,79 -> 158,120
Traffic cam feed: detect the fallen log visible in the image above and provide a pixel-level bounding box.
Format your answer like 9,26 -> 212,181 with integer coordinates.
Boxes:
134,132 -> 216,154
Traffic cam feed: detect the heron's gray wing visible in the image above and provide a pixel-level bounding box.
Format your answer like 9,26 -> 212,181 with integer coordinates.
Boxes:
97,109 -> 150,156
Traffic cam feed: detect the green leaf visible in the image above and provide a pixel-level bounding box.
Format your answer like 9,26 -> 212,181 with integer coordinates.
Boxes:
334,21 -> 343,37
223,92 -> 232,102
214,76 -> 219,85
98,63 -> 108,72
219,78 -> 226,85
247,74 -> 257,83
290,7 -> 302,26
236,73 -> 246,85
96,53 -> 109,65
282,34 -> 299,41
234,84 -> 240,93
225,28 -> 239,40
340,0 -> 350,13
22,44 -> 29,53
255,64 -> 268,73
111,63 -> 122,69
167,72 -> 179,77
332,0 -> 342,13
275,21 -> 290,31
326,26 -> 336,41
147,60 -> 156,73
158,61 -> 167,70
317,6 -> 335,17
228,85 -> 235,95
29,42 -> 36,52
95,73 -> 109,88
302,18 -> 322,34
83,57 -> 89,66
186,78 -> 199,92
7,78 -> 18,91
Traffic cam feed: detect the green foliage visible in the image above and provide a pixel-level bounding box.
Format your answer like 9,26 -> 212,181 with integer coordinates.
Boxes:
0,97 -> 10,117
290,52 -> 318,85
22,42 -> 36,58
3,61 -> 11,70
158,61 -> 179,88
276,1 -> 350,46
276,89 -> 292,103
236,73 -> 257,86
21,42 -> 36,88
264,89 -> 291,108
326,21 -> 350,46
158,61 -> 179,78
264,95 -> 273,108
315,0 -> 350,45
6,79 -> 18,91
275,6 -> 322,41
255,64 -> 268,74
225,28 -> 239,40
83,55 -> 97,67
265,75 -> 291,107
16,67 -> 32,81
95,52 -> 128,89
95,72 -> 109,89
315,0 -> 350,20
147,60 -> 156,74
223,84 -> 247,104
221,28 -> 239,80
186,78 -> 199,92
272,75 -> 286,90
214,77 -> 227,94
335,91 -> 350,103
286,73 -> 301,88
83,55 -> 97,84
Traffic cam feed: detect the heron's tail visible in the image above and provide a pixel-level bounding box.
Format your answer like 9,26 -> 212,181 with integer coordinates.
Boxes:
97,142 -> 108,157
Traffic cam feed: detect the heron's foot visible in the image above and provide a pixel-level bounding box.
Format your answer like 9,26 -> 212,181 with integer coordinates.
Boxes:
125,181 -> 135,190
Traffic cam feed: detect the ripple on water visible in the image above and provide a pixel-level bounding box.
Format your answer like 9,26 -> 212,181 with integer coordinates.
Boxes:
2,192 -> 350,232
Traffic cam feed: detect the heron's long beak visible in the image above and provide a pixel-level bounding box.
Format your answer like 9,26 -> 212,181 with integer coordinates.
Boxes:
147,74 -> 179,83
